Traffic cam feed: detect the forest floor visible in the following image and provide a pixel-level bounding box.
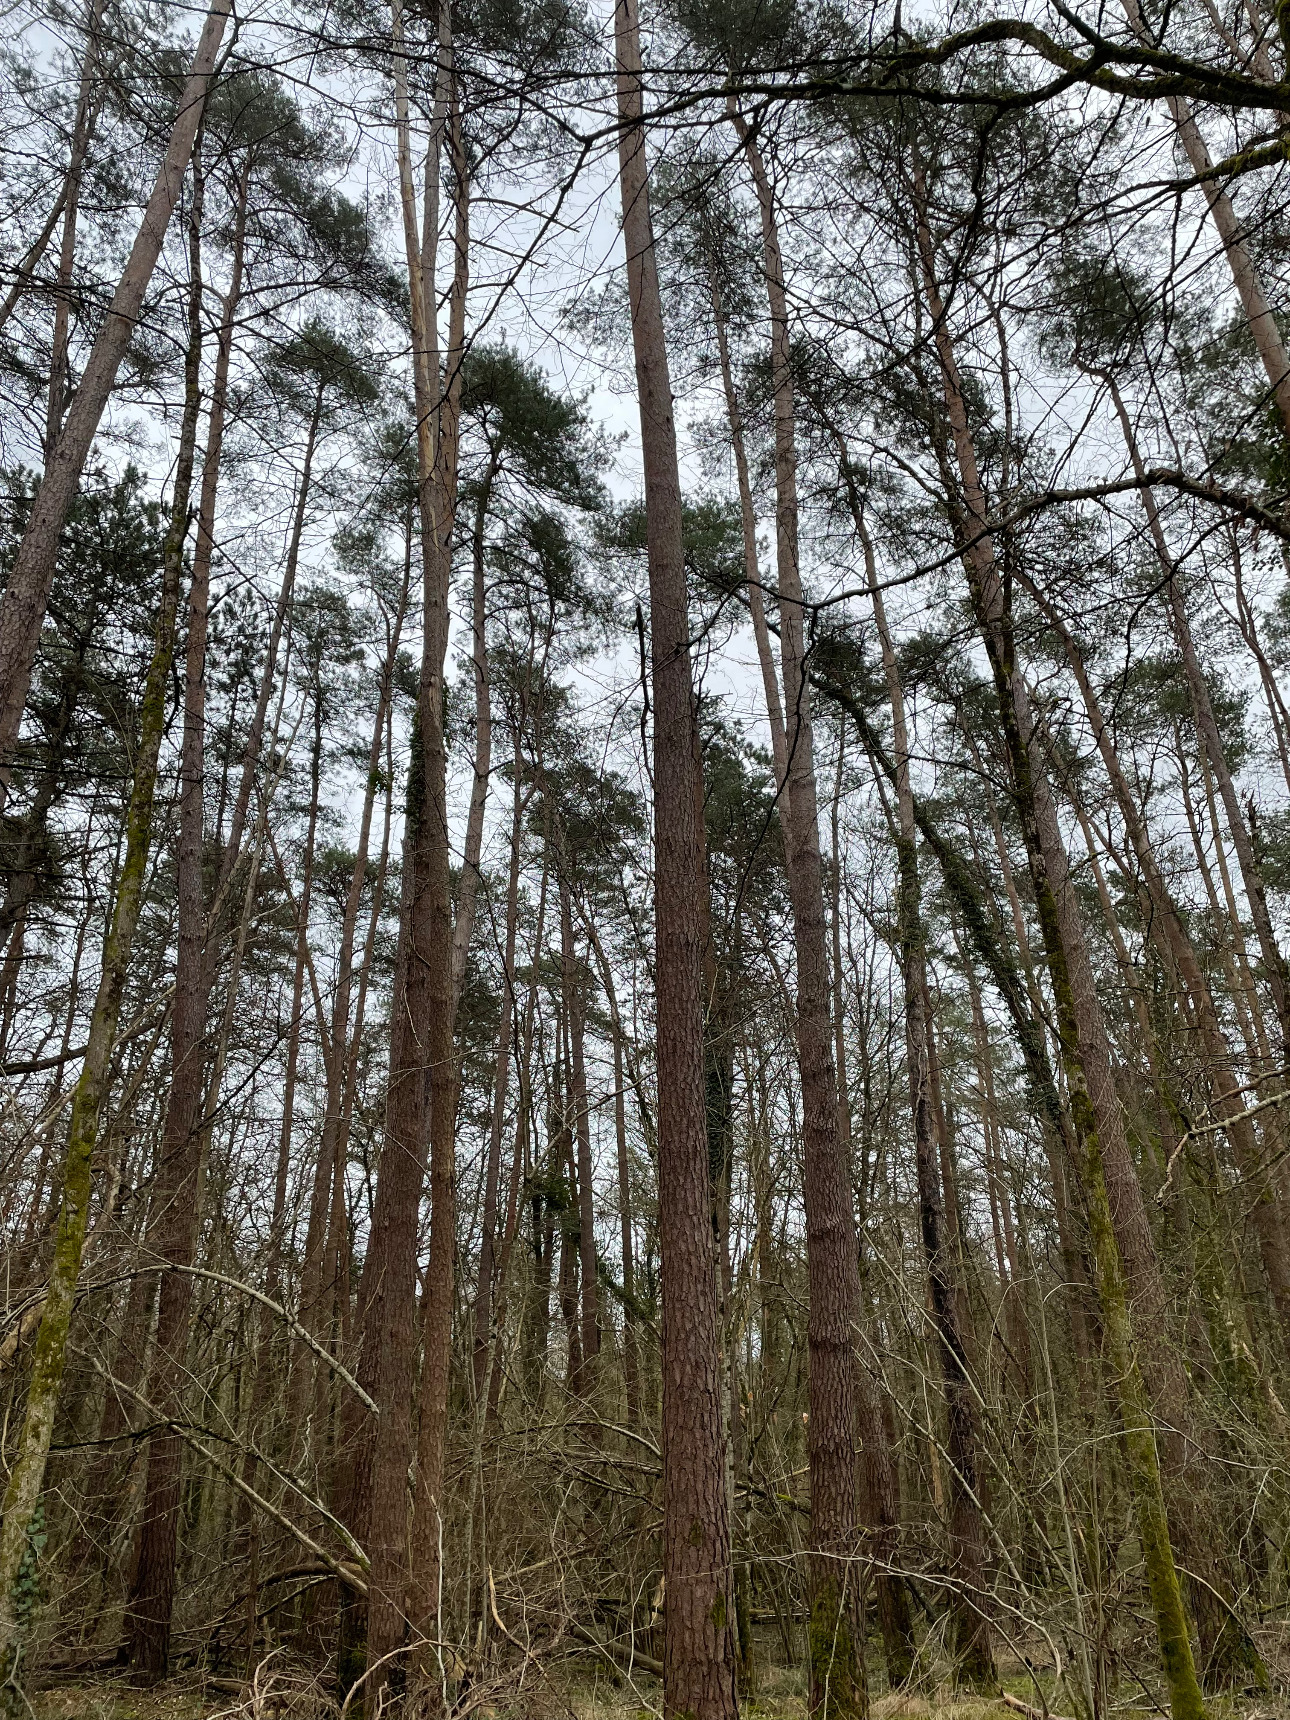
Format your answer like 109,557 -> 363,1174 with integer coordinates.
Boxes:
24,1668 -> 1290,1720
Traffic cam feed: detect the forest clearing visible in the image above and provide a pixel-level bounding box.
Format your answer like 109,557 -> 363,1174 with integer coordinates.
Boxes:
4,0 -> 1290,1712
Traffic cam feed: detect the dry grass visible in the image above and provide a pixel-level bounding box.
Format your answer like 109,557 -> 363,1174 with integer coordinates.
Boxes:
25,1671 -> 1290,1720
29,1663 -> 333,1720
30,1686 -> 209,1720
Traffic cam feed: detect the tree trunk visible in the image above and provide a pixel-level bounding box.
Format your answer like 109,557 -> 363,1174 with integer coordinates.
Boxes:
43,0 -> 106,452
126,162 -> 248,1681
451,458 -> 497,1011
582,909 -> 640,1423
489,800 -> 552,1421
219,383 -> 324,907
1106,374 -> 1290,1064
731,107 -> 866,1718
1022,571 -> 1290,1339
238,679 -> 323,1659
1121,0 -> 1290,437
560,870 -> 599,1396
912,166 -> 1207,1720
965,969 -> 1029,1396
407,68 -> 470,1693
347,5 -> 469,1697
0,140 -> 205,1702
707,265 -> 789,791
0,0 -> 230,814
472,743 -> 524,1397
615,2 -> 737,1710
558,1031 -> 583,1394
295,545 -> 409,1452
852,482 -> 993,1685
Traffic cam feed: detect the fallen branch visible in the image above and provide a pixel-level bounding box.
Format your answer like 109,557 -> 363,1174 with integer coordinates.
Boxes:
75,1349 -> 368,1591
168,1423 -> 369,1594
168,1264 -> 377,1413
569,1620 -> 663,1679
1000,1692 -> 1074,1720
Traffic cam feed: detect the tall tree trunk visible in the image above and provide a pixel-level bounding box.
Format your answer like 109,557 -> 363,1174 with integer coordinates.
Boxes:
814,637 -> 1097,1391
1105,374 -> 1290,1064
340,4 -> 443,1692
1121,0 -> 1290,437
557,1025 -> 583,1394
1021,571 -> 1290,1340
853,483 -> 994,1686
516,833 -> 555,1407
486,775 -> 551,1421
126,162 -> 248,1680
472,743 -> 524,1396
965,967 -> 1029,1396
582,909 -> 640,1423
347,3 -> 468,1696
43,0 -> 106,453
408,70 -> 470,1693
451,457 -> 497,1010
731,107 -> 866,1718
1227,534 -> 1290,800
615,2 -> 737,1710
218,381 -> 325,906
526,1053 -> 560,1404
296,545 -> 409,1444
325,706 -> 399,1373
0,142 -> 205,1702
239,680 -> 323,1659
560,870 -> 599,1397
706,265 -> 789,790
0,0 -> 230,814
912,165 -> 1207,1720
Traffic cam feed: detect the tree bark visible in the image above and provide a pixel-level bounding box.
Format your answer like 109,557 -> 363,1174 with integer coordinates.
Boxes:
615,3 -> 737,1710
583,912 -> 641,1423
0,0 -> 230,815
912,165 -> 1207,1720
1121,0 -> 1290,437
451,456 -> 497,1011
0,139 -> 205,1701
218,383 -> 325,908
731,107 -> 866,1718
707,265 -> 789,791
43,0 -> 107,453
1106,374 -> 1290,1065
851,481 -> 994,1686
1022,571 -> 1290,1340
560,869 -> 599,1396
296,542 -> 409,1449
407,67 -> 469,1692
472,740 -> 524,1396
126,160 -> 248,1681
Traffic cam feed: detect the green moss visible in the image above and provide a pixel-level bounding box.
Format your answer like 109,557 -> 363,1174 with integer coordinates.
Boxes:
808,1580 -> 867,1719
